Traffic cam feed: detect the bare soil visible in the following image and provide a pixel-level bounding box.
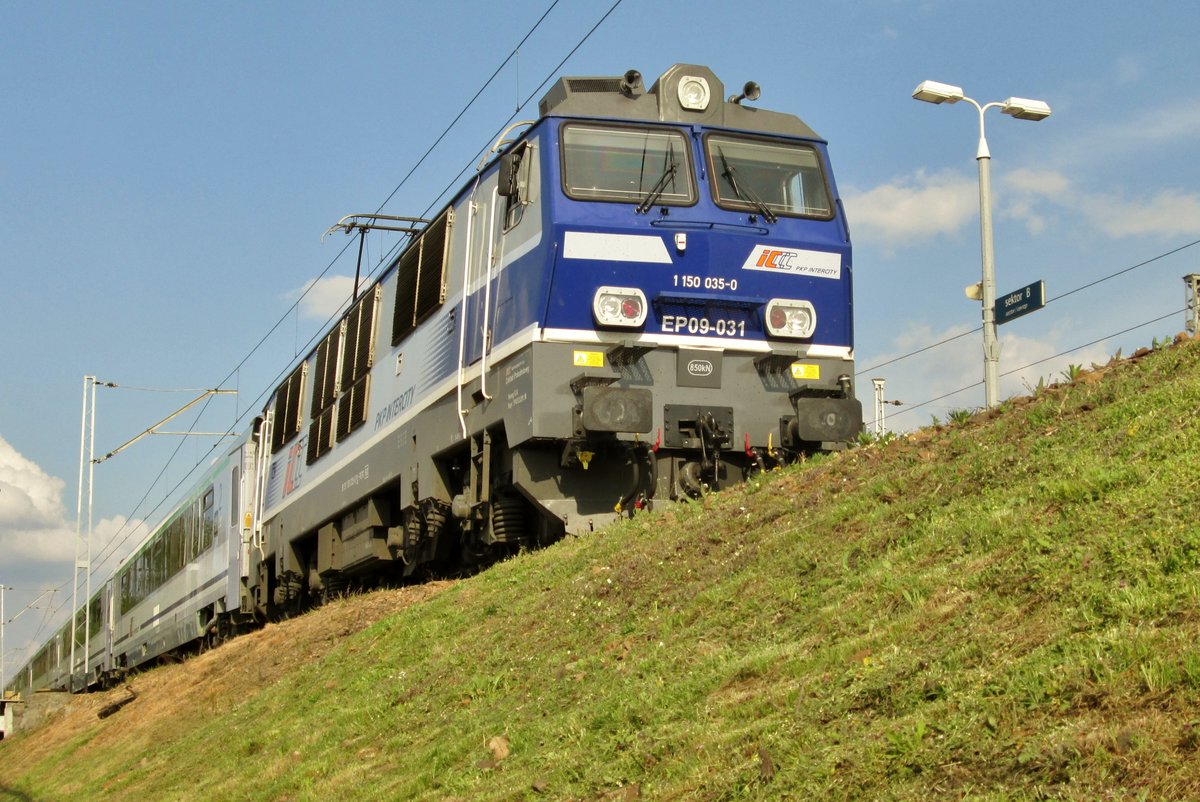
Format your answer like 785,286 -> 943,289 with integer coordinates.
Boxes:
0,582 -> 451,772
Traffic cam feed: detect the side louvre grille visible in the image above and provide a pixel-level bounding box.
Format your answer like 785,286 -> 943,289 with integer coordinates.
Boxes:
307,406 -> 335,464
337,375 -> 370,442
392,208 -> 451,345
271,362 -> 307,453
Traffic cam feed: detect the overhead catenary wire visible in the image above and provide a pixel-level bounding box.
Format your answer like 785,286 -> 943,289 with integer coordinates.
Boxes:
364,0 -> 627,282
12,4 -> 624,672
73,0 -> 629,611
856,237 -> 1200,379
81,0 -> 575,573
42,152 -> 1199,594
880,307 -> 1187,424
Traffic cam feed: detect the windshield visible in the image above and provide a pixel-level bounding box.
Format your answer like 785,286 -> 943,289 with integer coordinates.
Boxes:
561,124 -> 695,207
706,134 -> 832,219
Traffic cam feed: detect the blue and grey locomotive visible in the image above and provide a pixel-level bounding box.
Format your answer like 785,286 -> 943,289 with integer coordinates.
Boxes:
6,64 -> 860,695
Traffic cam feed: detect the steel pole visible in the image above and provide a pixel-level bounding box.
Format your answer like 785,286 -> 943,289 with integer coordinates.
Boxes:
1,584 -> 6,695
975,111 -> 1001,409
872,378 -> 886,435
84,378 -> 97,686
71,375 -> 91,692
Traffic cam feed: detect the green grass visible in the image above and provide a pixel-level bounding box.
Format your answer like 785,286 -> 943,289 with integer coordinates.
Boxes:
4,337 -> 1200,801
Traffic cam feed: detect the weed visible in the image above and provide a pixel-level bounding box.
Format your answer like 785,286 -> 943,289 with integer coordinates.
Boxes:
884,718 -> 928,774
948,408 -> 974,425
1022,374 -> 1051,396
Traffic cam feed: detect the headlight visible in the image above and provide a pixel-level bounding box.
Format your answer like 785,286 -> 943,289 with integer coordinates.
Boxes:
764,299 -> 816,338
677,75 -> 710,111
593,286 -> 648,328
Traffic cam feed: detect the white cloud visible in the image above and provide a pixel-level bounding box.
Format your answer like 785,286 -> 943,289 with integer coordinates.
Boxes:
1078,188 -> 1200,238
1001,167 -> 1200,239
287,274 -> 356,322
996,327 -> 1113,395
1004,168 -> 1070,198
0,436 -> 146,566
1101,98 -> 1200,149
0,436 -> 76,563
844,169 -> 978,248
1040,96 -> 1200,174
854,123 -> 1200,248
0,437 -> 152,677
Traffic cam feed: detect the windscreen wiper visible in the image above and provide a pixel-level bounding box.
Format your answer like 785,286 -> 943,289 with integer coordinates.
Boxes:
636,146 -> 678,214
717,147 -> 778,224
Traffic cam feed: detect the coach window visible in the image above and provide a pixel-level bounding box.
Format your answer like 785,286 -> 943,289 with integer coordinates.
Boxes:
561,124 -> 695,208
705,134 -> 833,220
230,467 -> 240,528
88,595 -> 103,640
202,489 -> 216,552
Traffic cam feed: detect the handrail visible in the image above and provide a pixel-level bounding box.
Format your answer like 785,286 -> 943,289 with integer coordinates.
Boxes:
476,121 -> 536,171
455,179 -> 482,438
478,186 -> 500,402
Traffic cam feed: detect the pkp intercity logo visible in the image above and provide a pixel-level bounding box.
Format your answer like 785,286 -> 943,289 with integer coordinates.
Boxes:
742,245 -> 842,280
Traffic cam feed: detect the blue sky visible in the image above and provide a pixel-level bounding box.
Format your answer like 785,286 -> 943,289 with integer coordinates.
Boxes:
2,0 -> 1198,679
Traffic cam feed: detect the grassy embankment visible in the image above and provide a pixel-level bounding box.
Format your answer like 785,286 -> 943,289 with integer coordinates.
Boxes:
3,336 -> 1199,801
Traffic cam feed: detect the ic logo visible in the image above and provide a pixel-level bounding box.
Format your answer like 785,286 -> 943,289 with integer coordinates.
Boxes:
687,359 -> 714,377
755,248 -> 797,270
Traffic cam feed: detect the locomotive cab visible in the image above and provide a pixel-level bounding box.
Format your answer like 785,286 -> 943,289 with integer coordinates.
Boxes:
512,64 -> 861,515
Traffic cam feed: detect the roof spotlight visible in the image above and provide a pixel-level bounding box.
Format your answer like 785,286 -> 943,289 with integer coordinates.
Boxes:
729,80 -> 761,105
677,75 -> 711,111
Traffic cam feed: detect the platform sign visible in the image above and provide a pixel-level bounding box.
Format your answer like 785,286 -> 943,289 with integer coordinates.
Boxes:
996,280 -> 1045,325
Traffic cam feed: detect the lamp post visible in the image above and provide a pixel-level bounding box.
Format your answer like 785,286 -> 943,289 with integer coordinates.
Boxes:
912,80 -> 1051,409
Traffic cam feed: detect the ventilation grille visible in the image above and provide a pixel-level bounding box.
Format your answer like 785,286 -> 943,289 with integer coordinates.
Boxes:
271,362 -> 307,452
393,207 -> 451,345
310,326 -> 341,417
337,375 -> 370,442
307,406 -> 335,464
567,77 -> 623,93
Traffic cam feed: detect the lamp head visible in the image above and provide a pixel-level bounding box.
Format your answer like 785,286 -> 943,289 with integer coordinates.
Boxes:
912,80 -> 964,104
1001,97 -> 1052,121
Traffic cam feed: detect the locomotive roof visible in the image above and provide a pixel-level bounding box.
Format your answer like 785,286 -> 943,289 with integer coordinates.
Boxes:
537,63 -> 823,142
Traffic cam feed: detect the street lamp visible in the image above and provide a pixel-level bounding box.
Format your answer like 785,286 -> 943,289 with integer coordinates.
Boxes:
912,80 -> 1051,408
